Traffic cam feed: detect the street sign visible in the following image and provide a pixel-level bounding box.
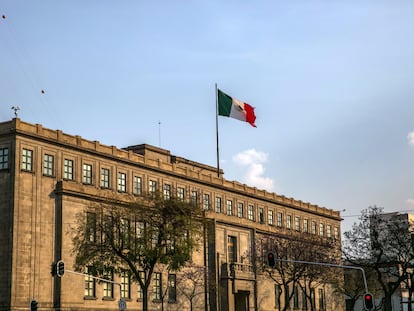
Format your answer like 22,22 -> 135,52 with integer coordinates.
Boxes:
119,299 -> 127,310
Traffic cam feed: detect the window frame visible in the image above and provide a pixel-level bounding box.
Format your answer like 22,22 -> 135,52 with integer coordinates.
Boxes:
100,167 -> 110,188
0,147 -> 8,170
63,158 -> 74,180
43,153 -> 54,176
22,148 -> 33,171
117,172 -> 127,192
82,163 -> 93,185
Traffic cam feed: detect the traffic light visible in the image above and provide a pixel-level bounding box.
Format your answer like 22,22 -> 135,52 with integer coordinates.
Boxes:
363,292 -> 374,310
267,252 -> 275,267
56,260 -> 65,277
30,300 -> 38,311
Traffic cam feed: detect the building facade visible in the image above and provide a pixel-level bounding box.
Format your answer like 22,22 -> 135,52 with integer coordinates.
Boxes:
0,118 -> 343,311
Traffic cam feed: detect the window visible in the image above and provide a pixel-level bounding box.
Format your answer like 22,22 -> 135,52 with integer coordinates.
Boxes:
295,216 -> 300,231
133,176 -> 142,195
120,272 -> 131,299
149,180 -> 157,194
237,203 -> 244,218
103,269 -> 114,298
293,285 -> 299,309
0,148 -> 8,170
274,285 -> 281,310
311,221 -> 317,235
43,154 -> 54,176
277,213 -> 283,227
227,236 -> 237,263
268,210 -> 274,225
203,193 -> 210,210
215,197 -> 222,213
63,159 -> 73,180
137,271 -> 145,300
117,172 -> 126,192
191,190 -> 198,206
319,223 -> 324,236
248,205 -> 255,221
177,187 -> 185,201
86,212 -> 96,242
163,184 -> 171,200
101,168 -> 110,188
286,215 -> 292,229
153,272 -> 162,301
226,200 -> 233,216
318,288 -> 325,311
168,274 -> 177,302
259,208 -> 264,224
120,218 -> 130,247
327,225 -> 332,238
334,227 -> 339,239
83,164 -> 92,184
22,148 -> 33,171
302,287 -> 308,310
303,219 -> 309,233
84,267 -> 96,298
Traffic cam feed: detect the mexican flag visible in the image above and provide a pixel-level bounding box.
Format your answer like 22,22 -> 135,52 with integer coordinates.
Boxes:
217,89 -> 257,127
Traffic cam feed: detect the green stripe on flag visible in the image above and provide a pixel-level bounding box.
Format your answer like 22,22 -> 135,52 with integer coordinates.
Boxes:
218,89 -> 232,116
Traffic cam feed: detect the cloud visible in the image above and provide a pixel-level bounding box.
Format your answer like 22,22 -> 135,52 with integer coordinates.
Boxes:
408,131 -> 414,147
406,199 -> 414,206
232,149 -> 275,192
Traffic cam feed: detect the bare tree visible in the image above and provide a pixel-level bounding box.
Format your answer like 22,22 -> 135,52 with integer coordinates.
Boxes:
176,262 -> 206,311
72,191 -> 204,311
343,206 -> 414,311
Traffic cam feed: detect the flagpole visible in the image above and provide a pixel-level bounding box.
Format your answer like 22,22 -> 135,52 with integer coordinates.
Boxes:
215,83 -> 220,178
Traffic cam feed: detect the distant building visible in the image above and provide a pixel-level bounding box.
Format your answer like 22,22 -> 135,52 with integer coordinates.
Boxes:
0,118 -> 343,311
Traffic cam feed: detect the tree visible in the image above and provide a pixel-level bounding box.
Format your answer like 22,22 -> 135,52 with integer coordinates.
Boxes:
259,233 -> 339,311
176,262 -> 206,311
343,206 -> 414,311
72,191 -> 204,311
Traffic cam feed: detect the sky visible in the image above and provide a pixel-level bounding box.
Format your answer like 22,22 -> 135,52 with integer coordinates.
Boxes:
2,0 -> 414,234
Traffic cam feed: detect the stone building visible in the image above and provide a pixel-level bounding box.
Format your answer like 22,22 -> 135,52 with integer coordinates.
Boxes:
0,118 -> 343,311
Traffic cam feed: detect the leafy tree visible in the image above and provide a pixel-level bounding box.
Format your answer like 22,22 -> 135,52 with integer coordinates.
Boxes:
72,191 -> 204,311
343,206 -> 414,311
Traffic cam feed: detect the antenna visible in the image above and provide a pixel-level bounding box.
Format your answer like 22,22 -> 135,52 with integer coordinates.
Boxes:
158,121 -> 161,147
11,106 -> 20,117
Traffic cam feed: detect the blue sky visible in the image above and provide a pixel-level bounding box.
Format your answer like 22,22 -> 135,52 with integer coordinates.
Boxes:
2,0 -> 414,233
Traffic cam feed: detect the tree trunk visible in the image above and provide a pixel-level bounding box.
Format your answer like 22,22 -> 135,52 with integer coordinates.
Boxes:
383,294 -> 393,311
143,287 -> 149,311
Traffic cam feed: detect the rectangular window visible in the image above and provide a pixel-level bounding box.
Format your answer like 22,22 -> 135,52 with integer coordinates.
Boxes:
259,207 -> 264,224
149,180 -> 157,194
277,212 -> 283,227
168,274 -> 177,302
237,203 -> 244,218
274,284 -> 281,310
83,164 -> 92,184
327,225 -> 332,238
0,148 -> 8,170
226,200 -> 233,216
86,212 -> 96,242
334,227 -> 339,239
191,190 -> 198,206
43,154 -> 54,176
319,223 -> 324,236
248,205 -> 255,221
63,159 -> 74,180
120,272 -> 131,299
163,184 -> 171,200
293,285 -> 299,309
117,172 -> 126,192
268,210 -> 274,225
133,176 -> 142,195
22,148 -> 33,171
137,271 -> 145,300
203,193 -> 210,210
311,221 -> 317,235
318,288 -> 325,311
177,187 -> 185,201
295,216 -> 300,231
286,215 -> 292,229
101,168 -> 110,188
215,197 -> 222,213
153,272 -> 162,301
84,267 -> 96,298
103,270 -> 114,298
121,218 -> 130,247
302,287 -> 308,310
303,219 -> 309,233
227,235 -> 237,263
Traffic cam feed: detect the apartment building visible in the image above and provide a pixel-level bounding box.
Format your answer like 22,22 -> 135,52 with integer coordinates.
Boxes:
0,118 -> 343,311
